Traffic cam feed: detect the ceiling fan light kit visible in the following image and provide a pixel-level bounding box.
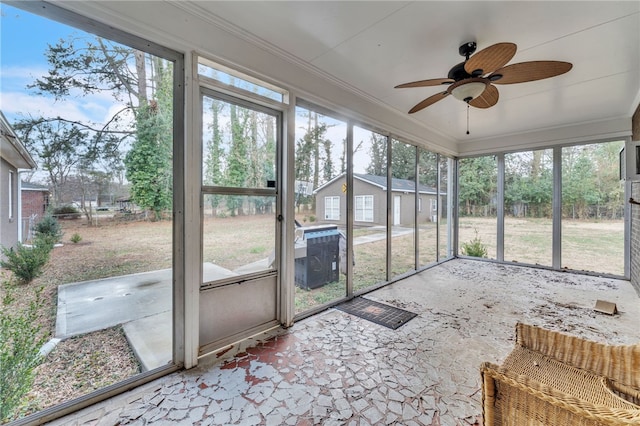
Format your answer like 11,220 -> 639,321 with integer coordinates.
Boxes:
395,41 -> 573,117
450,79 -> 487,102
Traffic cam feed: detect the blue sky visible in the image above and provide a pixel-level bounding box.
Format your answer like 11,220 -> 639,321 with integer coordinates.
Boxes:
1,3 -> 119,126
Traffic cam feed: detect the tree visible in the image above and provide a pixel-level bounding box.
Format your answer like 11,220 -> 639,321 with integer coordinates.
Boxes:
458,156 -> 497,216
22,34 -> 173,220
390,140 -> 416,180
418,150 -> 438,188
561,143 -> 624,220
562,146 -> 597,219
204,99 -> 225,215
365,133 -> 387,176
225,103 -> 249,216
252,114 -> 277,214
504,151 -> 552,218
124,68 -> 173,221
295,116 -> 332,209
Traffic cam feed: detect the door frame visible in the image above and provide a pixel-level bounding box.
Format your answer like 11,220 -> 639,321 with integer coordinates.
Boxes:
197,87 -> 283,356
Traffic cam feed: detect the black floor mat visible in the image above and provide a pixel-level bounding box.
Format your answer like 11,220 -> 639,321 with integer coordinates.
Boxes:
336,297 -> 417,329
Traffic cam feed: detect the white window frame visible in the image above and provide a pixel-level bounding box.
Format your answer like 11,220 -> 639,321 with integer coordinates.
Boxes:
418,197 -> 422,212
8,171 -> 14,220
324,196 -> 340,220
430,198 -> 437,212
355,195 -> 374,222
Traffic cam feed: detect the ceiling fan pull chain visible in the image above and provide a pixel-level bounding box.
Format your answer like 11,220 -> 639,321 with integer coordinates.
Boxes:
466,103 -> 470,135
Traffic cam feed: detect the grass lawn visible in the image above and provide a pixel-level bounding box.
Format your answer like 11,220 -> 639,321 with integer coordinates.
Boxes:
459,216 -> 624,275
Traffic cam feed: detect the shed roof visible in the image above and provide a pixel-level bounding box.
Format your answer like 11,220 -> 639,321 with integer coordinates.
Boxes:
314,173 -> 444,195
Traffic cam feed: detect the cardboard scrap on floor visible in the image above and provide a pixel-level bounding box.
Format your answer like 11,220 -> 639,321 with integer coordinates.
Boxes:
594,300 -> 618,315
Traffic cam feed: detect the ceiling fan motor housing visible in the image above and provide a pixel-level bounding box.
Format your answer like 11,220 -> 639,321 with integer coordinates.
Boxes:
448,62 -> 472,81
449,42 -> 480,81
459,41 -> 477,58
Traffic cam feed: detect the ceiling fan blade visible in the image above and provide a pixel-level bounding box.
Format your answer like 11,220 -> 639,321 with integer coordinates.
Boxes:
490,61 -> 573,84
408,91 -> 449,113
469,84 -> 499,109
395,78 -> 454,89
464,42 -> 517,76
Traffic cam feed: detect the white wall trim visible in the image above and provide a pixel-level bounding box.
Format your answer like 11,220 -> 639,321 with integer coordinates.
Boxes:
457,116 -> 631,156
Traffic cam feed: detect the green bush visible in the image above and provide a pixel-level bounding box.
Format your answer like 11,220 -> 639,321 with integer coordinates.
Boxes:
52,205 -> 81,220
0,238 -> 52,284
53,205 -> 77,215
34,215 -> 63,245
70,233 -> 82,244
0,281 -> 46,422
461,229 -> 488,258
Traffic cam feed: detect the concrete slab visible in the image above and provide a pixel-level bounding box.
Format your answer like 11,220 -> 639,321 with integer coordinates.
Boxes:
122,310 -> 172,372
56,268 -> 173,339
56,262 -> 237,339
55,262 -> 237,371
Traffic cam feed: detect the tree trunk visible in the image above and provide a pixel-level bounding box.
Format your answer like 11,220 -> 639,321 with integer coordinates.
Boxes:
135,50 -> 147,105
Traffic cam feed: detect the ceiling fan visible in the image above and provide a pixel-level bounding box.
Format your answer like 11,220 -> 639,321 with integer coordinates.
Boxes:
395,41 -> 572,114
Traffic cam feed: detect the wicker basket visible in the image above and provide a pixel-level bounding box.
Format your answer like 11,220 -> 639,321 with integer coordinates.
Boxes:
481,323 -> 640,425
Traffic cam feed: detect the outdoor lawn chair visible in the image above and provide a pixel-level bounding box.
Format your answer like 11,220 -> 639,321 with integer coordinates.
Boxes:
480,322 -> 640,425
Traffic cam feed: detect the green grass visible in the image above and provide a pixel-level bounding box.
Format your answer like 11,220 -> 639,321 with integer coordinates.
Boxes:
461,217 -> 623,274
295,278 -> 346,313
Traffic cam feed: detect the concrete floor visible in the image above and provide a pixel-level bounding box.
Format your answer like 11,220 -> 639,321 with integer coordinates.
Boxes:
48,259 -> 640,426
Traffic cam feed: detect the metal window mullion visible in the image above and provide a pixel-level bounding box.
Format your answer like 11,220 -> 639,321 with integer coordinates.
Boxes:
283,94 -> 301,325
497,154 -> 505,262
346,123 -> 354,296
275,104 -> 288,326
553,146 -> 562,269
172,50 -> 188,369
436,154 -> 441,261
624,179 -> 631,279
197,76 -> 286,112
447,158 -> 460,256
386,136 -> 392,282
201,186 -> 277,197
414,147 -> 420,270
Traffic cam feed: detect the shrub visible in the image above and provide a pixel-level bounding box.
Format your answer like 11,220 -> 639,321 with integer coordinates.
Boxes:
0,239 -> 51,284
52,205 -> 81,220
0,280 -> 46,422
70,233 -> 82,244
461,229 -> 488,258
53,205 -> 77,215
309,215 -> 316,222
34,215 -> 63,245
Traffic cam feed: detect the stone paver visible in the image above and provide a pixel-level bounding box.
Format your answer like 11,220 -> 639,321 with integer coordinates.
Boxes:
48,259 -> 640,426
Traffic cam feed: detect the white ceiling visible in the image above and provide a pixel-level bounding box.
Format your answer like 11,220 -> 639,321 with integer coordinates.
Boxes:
191,1 -> 640,147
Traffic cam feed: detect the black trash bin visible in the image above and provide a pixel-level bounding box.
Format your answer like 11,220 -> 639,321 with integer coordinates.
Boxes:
295,225 -> 340,290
